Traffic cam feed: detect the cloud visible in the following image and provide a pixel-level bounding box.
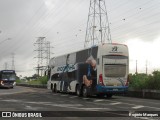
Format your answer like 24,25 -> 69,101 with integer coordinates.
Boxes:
44,0 -> 56,10
125,37 -> 160,74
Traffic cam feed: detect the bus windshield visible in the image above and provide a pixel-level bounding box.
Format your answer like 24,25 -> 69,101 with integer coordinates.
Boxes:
2,73 -> 16,80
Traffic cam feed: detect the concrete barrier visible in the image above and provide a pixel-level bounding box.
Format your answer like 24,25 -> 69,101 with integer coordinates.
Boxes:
124,89 -> 160,100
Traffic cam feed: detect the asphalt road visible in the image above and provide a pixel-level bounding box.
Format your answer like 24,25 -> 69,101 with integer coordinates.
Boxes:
0,86 -> 160,120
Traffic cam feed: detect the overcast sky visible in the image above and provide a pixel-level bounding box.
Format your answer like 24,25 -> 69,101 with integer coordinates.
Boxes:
0,0 -> 160,77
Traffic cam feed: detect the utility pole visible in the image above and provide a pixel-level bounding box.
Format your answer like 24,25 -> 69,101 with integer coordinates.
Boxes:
11,53 -> 15,70
84,0 -> 112,48
146,60 -> 148,75
136,60 -> 138,74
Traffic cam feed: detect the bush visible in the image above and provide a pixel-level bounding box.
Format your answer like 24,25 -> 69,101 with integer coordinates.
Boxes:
16,79 -> 22,84
27,76 -> 47,85
146,71 -> 160,90
129,73 -> 148,90
39,76 -> 47,85
129,71 -> 160,90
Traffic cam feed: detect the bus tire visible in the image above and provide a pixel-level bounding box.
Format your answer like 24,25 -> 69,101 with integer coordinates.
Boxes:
51,84 -> 57,93
76,85 -> 81,97
53,84 -> 57,93
51,84 -> 54,93
83,86 -> 89,98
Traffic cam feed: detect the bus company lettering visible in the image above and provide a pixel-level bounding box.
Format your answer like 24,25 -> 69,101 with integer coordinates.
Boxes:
57,64 -> 75,72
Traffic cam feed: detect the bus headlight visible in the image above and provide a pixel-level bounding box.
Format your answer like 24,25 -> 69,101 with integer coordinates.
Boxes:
0,81 -> 4,85
13,82 -> 16,86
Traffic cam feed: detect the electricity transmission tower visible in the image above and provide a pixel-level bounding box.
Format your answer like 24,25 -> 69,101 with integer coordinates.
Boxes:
34,37 -> 52,76
34,37 -> 46,76
45,41 -> 51,66
84,0 -> 112,48
11,53 -> 15,70
4,62 -> 8,70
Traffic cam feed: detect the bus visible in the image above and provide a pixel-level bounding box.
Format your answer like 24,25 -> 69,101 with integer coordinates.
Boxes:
0,70 -> 16,88
47,43 -> 129,98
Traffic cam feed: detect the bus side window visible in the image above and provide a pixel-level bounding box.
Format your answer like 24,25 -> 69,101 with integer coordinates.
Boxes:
67,71 -> 76,80
51,73 -> 59,81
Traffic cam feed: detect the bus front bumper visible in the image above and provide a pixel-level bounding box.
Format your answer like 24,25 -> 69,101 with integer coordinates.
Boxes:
0,81 -> 16,88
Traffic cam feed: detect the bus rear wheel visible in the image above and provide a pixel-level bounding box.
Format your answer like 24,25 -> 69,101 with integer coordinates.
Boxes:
76,85 -> 81,97
52,84 -> 57,93
82,86 -> 90,98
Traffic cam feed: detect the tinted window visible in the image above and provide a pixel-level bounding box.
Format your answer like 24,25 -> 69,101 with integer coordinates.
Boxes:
104,64 -> 126,77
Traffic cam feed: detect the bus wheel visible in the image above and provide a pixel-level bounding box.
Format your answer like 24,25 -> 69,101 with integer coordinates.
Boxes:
52,84 -> 57,93
53,84 -> 57,93
76,85 -> 81,97
83,86 -> 89,98
51,84 -> 54,93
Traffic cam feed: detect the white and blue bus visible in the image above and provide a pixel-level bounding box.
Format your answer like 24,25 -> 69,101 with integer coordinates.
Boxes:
47,43 -> 129,98
0,70 -> 16,88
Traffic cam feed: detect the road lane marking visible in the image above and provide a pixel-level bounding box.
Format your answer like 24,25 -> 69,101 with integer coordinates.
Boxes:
1,99 -> 21,102
51,104 -> 83,107
60,95 -> 69,97
27,102 -> 52,104
69,96 -> 78,98
132,105 -> 144,109
82,98 -> 90,100
52,94 -> 58,95
77,108 -> 111,111
110,102 -> 121,105
94,99 -> 105,102
25,105 -> 42,110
